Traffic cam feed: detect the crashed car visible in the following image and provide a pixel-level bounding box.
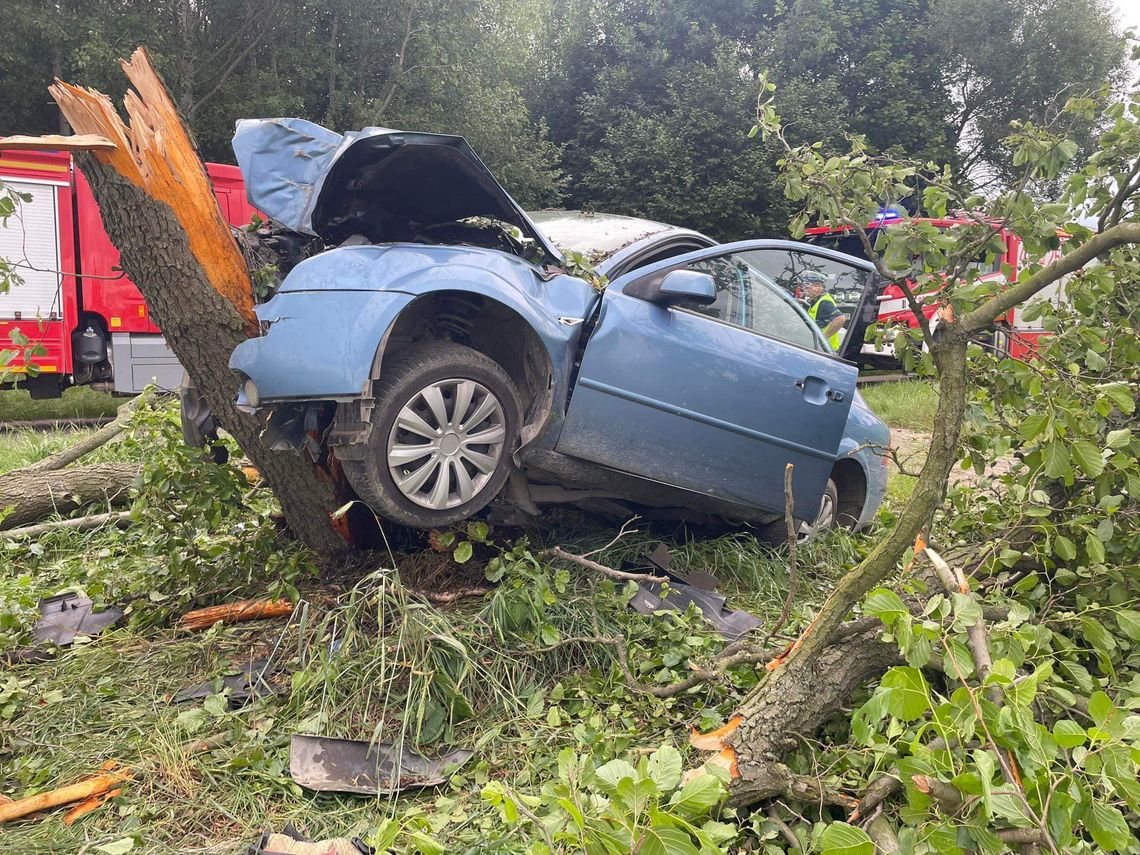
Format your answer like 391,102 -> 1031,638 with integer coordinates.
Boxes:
228,119 -> 890,537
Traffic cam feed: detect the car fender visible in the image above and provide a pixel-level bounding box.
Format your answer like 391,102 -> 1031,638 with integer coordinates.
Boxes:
230,244 -> 596,406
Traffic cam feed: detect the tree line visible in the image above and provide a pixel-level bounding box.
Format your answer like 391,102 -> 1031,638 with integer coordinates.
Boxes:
1,0 -> 1128,239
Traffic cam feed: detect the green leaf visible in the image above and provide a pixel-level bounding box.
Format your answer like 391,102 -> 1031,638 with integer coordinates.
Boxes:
1115,609 -> 1140,641
819,822 -> 874,855
864,588 -> 908,624
1084,802 -> 1132,851
1070,440 -> 1106,478
1052,719 -> 1087,748
1042,441 -> 1070,478
1019,412 -> 1050,441
646,745 -> 683,791
1087,691 -> 1115,727
880,667 -> 931,720
1085,532 -> 1105,565
638,826 -> 700,855
1105,428 -> 1132,449
667,772 -> 725,817
1053,534 -> 1077,562
594,758 -> 638,794
453,541 -> 473,564
95,842 -> 136,855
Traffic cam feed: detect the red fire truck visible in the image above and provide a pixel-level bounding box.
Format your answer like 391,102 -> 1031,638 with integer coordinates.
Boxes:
0,149 -> 255,398
806,212 -> 1065,365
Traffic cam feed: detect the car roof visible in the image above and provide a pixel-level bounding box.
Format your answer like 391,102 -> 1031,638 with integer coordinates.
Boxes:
527,210 -> 692,257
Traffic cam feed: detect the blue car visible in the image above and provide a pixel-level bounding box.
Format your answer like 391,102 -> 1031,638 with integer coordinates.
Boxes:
228,119 -> 890,537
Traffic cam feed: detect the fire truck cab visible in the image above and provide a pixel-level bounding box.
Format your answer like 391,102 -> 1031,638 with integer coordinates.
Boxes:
806,212 -> 1061,365
0,149 -> 255,397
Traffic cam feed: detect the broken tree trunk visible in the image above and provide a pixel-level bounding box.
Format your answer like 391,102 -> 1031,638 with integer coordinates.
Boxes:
0,463 -> 139,530
8,47 -> 356,557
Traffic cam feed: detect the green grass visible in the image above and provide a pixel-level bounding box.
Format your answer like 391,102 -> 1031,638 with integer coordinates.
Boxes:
0,426 -> 100,473
860,379 -> 938,431
0,385 -> 121,421
0,398 -> 897,852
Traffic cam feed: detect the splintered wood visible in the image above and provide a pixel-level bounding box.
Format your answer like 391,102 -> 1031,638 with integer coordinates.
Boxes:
43,47 -> 255,328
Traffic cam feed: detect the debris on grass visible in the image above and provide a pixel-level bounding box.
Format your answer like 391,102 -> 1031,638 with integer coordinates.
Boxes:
288,734 -> 473,795
628,545 -> 762,640
33,592 -> 122,646
169,656 -> 277,707
246,823 -> 374,855
0,761 -> 130,825
177,598 -> 294,631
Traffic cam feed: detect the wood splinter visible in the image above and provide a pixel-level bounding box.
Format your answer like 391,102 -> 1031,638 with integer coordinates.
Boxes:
177,598 -> 295,631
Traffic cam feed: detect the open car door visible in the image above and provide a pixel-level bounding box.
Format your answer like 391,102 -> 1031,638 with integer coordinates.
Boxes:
555,240 -> 873,520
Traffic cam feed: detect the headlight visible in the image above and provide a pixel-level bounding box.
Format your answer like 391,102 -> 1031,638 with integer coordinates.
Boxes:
242,378 -> 260,408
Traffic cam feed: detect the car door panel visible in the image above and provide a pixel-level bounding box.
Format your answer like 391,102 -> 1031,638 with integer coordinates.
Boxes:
556,243 -> 861,516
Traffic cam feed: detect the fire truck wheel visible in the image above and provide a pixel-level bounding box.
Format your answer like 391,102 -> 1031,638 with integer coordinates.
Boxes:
341,341 -> 523,528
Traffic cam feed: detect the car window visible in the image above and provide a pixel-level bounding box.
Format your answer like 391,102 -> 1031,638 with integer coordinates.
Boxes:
685,255 -> 820,349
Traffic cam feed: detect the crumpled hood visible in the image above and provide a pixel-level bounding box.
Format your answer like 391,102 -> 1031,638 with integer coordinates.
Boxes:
231,118 -> 560,264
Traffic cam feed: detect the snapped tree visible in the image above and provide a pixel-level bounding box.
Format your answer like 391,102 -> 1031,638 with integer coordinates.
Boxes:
0,49 -> 357,557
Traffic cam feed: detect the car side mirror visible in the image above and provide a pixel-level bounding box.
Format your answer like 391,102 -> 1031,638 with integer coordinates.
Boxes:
653,270 -> 717,306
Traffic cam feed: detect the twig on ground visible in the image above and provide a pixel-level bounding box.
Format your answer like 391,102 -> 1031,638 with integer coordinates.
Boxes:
407,587 -> 491,605
177,598 -> 294,631
0,510 -> 133,540
766,806 -> 800,849
546,545 -> 668,583
580,516 -> 641,559
763,463 -> 799,646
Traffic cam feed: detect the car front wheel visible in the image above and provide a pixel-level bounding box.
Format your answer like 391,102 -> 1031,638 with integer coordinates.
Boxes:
341,342 -> 523,528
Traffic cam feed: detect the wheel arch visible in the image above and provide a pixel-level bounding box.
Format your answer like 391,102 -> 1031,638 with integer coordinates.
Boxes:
370,289 -> 558,446
830,456 -> 868,528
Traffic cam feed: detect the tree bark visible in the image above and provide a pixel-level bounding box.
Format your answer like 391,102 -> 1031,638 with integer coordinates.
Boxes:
0,463 -> 138,529
18,48 -> 358,558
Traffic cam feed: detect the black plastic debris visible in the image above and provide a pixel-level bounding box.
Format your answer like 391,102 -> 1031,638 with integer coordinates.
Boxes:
289,734 -> 473,795
247,822 -> 373,855
33,592 -> 122,646
171,657 -> 276,707
630,544 -> 762,641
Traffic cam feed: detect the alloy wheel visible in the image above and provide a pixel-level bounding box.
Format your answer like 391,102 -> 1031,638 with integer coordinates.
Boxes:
386,378 -> 507,510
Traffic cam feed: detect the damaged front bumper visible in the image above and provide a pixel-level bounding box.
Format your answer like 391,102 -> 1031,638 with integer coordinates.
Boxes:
229,288 -> 415,410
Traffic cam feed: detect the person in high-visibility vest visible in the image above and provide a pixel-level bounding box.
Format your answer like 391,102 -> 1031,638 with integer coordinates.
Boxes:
800,270 -> 846,350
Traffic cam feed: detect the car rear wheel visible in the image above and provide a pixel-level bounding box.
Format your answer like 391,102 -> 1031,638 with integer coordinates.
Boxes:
341,342 -> 523,528
762,478 -> 839,544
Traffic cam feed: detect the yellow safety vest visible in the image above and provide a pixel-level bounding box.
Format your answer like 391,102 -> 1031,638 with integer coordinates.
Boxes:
808,293 -> 842,350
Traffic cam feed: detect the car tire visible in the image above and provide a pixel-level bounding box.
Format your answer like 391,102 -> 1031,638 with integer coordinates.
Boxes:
340,341 -> 523,528
762,478 -> 839,544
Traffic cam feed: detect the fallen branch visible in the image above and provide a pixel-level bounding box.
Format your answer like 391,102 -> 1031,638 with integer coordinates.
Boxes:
762,463 -> 798,646
28,390 -> 152,472
0,462 -> 139,530
0,769 -> 129,824
0,511 -> 133,540
177,598 -> 294,631
546,546 -> 668,584
912,774 -> 964,814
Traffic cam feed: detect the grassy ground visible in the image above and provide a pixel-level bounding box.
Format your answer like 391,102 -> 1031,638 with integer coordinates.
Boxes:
0,387 -> 928,852
859,379 -> 938,432
0,385 -> 120,421
0,420 -> 874,852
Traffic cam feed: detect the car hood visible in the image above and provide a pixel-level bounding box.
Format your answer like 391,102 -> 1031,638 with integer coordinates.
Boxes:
231,118 -> 561,264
